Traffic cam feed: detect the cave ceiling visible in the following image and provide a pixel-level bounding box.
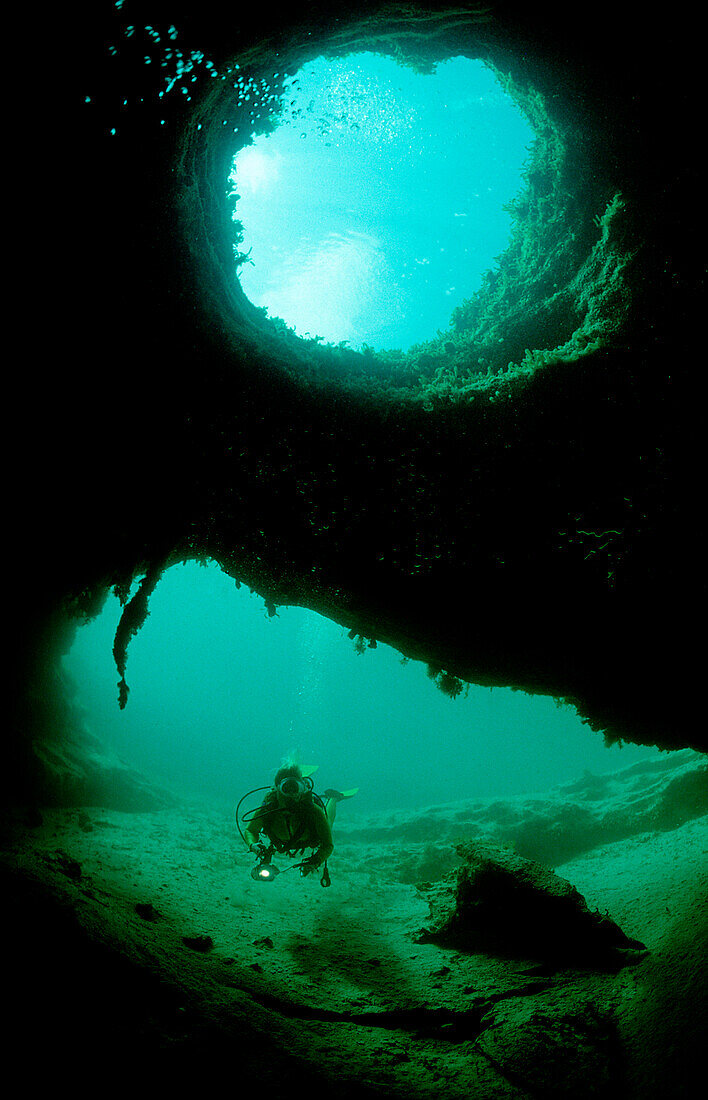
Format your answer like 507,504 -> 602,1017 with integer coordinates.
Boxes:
15,1 -> 705,762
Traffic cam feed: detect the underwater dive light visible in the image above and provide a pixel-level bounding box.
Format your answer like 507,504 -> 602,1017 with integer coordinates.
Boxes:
251,861 -> 280,882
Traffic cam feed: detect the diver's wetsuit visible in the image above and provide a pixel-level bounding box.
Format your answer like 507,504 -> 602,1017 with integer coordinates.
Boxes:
244,790 -> 334,868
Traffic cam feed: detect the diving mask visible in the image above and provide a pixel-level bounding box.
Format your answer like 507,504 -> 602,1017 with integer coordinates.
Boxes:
276,775 -> 312,801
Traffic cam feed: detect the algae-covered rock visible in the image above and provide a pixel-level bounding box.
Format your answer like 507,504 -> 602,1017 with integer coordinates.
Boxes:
31,730 -> 178,812
476,995 -> 619,1098
419,841 -> 646,967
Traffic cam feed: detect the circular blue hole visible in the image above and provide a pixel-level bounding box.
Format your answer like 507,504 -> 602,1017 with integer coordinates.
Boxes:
229,52 -> 535,352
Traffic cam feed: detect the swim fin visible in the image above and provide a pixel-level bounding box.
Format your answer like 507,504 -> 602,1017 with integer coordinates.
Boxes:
301,764 -> 319,778
324,787 -> 358,802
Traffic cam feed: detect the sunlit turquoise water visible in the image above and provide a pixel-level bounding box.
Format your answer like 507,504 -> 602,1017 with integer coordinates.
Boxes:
65,562 -> 663,815
229,53 -> 534,350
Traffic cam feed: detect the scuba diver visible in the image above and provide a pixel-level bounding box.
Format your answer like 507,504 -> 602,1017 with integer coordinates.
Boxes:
238,764 -> 357,887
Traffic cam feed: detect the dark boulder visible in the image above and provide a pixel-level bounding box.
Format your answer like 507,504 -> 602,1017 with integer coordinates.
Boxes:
418,841 -> 646,968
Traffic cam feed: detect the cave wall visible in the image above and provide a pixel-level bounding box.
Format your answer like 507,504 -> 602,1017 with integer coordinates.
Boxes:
10,1 -> 705,803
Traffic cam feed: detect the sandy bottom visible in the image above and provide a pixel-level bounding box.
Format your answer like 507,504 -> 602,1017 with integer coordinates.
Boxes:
3,799 -> 706,1096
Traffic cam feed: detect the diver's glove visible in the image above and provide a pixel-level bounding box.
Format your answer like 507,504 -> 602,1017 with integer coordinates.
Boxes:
250,842 -> 267,859
299,857 -> 319,877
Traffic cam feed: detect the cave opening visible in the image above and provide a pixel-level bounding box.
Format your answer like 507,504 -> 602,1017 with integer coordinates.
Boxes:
227,52 -> 534,354
63,560 -> 664,816
179,19 -> 633,402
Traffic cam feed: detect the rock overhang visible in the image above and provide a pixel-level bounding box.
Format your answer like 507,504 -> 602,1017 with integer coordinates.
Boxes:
9,1 -> 704,797
165,6 -> 697,749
